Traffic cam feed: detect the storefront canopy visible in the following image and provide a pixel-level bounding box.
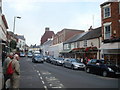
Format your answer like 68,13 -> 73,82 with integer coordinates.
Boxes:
59,49 -> 72,54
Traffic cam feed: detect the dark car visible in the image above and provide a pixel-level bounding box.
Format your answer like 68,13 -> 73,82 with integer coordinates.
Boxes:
86,59 -> 120,77
63,58 -> 86,70
32,54 -> 44,63
45,56 -> 53,63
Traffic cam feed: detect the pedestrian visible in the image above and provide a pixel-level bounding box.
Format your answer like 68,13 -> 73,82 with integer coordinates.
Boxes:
10,54 -> 20,89
2,52 -> 14,89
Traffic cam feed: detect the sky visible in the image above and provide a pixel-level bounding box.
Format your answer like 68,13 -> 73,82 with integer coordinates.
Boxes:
2,0 -> 108,46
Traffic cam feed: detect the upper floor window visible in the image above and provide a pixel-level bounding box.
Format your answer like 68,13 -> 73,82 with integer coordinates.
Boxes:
84,40 -> 87,47
104,6 -> 111,18
104,25 -> 111,39
119,1 -> 120,14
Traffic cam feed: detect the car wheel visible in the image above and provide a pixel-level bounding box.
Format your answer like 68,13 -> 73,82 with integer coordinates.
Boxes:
86,68 -> 90,73
102,71 -> 107,77
71,65 -> 74,70
63,63 -> 66,67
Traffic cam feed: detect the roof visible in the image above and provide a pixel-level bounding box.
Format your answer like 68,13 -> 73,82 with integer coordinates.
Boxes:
42,40 -> 53,45
1,14 -> 9,29
16,35 -> 25,40
64,32 -> 87,44
62,28 -> 84,32
64,27 -> 101,44
78,27 -> 102,41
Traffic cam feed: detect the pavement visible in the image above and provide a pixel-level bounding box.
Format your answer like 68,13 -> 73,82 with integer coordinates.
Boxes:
0,61 -> 3,90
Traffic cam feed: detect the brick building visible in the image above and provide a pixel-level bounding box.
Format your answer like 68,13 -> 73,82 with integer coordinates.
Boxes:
48,28 -> 84,58
100,1 -> 120,65
53,28 -> 84,45
41,27 -> 54,45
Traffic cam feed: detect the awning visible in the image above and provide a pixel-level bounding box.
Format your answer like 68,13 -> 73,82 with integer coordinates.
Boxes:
85,47 -> 98,52
72,48 -> 85,52
59,49 -> 72,54
102,49 -> 120,54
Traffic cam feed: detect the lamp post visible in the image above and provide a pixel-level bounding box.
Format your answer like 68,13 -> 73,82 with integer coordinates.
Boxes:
13,16 -> 21,33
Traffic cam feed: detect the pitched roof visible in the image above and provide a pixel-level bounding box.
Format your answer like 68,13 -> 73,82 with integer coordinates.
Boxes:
64,32 -> 87,44
16,35 -> 25,40
78,27 -> 102,41
64,27 -> 101,44
42,40 -> 53,45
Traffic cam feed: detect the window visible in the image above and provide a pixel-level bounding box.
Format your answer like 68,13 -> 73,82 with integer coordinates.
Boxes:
104,25 -> 111,39
84,40 -> 87,47
119,1 -> 120,14
103,6 -> 111,18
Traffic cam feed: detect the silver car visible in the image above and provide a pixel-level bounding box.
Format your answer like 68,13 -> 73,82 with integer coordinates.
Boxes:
63,58 -> 85,70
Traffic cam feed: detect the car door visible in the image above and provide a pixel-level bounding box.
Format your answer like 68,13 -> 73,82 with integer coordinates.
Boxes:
90,59 -> 97,73
66,59 -> 72,67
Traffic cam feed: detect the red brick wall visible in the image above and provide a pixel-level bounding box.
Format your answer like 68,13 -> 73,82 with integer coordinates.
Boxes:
64,30 -> 84,41
53,29 -> 84,45
101,2 -> 120,40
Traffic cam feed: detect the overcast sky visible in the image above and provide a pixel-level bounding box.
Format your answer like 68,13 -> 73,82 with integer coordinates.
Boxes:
2,0 -> 107,46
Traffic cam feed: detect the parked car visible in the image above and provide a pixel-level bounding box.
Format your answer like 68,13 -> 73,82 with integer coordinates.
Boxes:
45,56 -> 53,63
85,59 -> 120,77
50,58 -> 57,64
56,58 -> 64,66
20,52 -> 25,57
32,54 -> 44,63
63,58 -> 85,70
43,56 -> 48,61
27,52 -> 33,58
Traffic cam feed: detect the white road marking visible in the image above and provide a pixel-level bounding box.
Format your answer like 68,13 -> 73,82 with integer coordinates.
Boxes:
44,86 -> 48,90
40,77 -> 43,79
38,73 -> 41,76
37,70 -> 39,73
42,80 -> 45,84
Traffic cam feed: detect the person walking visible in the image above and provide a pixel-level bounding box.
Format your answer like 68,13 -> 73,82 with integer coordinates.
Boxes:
2,52 -> 14,89
10,54 -> 20,89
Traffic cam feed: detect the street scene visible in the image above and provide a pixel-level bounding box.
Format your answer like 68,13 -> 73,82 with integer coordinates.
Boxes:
0,0 -> 120,89
20,57 -> 119,89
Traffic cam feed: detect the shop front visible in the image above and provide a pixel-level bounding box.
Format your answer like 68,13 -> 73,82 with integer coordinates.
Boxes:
100,42 -> 120,66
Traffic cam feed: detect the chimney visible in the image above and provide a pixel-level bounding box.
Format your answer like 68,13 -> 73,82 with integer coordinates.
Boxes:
45,27 -> 50,31
88,26 -> 93,31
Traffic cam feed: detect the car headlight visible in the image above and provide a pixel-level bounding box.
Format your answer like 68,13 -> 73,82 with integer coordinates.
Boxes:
108,67 -> 114,72
58,61 -> 62,63
74,64 -> 79,67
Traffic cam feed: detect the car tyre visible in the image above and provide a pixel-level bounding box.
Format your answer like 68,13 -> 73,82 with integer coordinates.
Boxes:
102,71 -> 107,77
71,65 -> 74,70
86,68 -> 90,73
63,63 -> 66,67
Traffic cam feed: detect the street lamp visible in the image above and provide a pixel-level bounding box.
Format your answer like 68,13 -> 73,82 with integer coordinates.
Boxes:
13,16 -> 21,33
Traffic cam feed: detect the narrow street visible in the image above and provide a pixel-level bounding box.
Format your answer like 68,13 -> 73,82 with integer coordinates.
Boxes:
20,57 -> 119,89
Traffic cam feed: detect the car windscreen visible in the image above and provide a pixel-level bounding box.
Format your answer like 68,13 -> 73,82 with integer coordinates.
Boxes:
70,59 -> 77,62
57,58 -> 64,60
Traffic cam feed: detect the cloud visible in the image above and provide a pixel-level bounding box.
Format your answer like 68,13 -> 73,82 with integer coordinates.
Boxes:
4,0 -> 40,12
4,0 -> 109,3
68,13 -> 101,30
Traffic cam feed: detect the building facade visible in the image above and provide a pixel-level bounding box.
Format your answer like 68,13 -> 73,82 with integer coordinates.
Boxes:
16,35 -> 26,52
100,1 -> 120,66
49,29 -> 84,58
62,27 -> 102,60
41,27 -> 54,45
